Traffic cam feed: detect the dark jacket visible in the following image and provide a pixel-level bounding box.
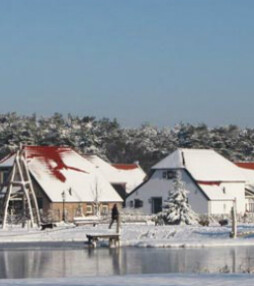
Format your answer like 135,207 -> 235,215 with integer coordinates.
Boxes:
111,205 -> 119,220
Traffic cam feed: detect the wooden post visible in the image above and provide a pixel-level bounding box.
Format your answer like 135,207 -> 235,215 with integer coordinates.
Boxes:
230,201 -> 237,238
116,213 -> 121,234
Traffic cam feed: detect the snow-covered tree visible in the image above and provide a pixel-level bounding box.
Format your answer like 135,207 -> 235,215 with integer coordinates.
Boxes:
1,113 -> 254,173
157,171 -> 198,225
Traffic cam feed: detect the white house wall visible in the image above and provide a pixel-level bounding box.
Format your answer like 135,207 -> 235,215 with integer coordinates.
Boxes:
126,169 -> 208,215
209,200 -> 234,215
219,182 -> 246,214
181,170 -> 208,214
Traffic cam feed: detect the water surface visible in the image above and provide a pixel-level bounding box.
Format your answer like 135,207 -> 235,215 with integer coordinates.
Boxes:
0,244 -> 254,278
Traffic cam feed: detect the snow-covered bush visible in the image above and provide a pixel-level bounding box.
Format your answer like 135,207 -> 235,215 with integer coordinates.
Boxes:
198,214 -> 221,226
156,170 -> 198,225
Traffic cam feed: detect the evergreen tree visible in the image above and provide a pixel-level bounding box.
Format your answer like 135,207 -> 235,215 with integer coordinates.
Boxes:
157,171 -> 198,225
1,113 -> 254,173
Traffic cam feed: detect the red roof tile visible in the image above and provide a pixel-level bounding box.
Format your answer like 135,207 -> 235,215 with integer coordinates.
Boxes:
235,162 -> 254,170
112,163 -> 139,170
24,146 -> 87,182
197,181 -> 221,186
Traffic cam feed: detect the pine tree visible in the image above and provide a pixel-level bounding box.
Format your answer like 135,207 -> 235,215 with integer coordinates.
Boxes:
157,170 -> 198,225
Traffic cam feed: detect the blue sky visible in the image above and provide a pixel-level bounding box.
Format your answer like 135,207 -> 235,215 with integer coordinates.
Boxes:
0,0 -> 253,127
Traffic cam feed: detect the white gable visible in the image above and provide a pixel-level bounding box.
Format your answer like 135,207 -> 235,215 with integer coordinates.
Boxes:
152,149 -> 245,182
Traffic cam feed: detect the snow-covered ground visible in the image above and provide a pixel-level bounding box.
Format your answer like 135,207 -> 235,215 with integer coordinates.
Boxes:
1,274 -> 254,286
1,222 -> 254,248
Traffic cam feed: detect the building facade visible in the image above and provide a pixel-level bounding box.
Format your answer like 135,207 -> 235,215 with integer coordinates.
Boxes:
126,149 -> 248,216
0,146 -> 123,223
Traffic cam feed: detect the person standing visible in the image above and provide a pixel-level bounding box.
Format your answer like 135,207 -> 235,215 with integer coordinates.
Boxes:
109,204 -> 119,229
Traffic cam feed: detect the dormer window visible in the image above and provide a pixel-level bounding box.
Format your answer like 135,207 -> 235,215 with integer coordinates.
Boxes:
162,170 -> 176,180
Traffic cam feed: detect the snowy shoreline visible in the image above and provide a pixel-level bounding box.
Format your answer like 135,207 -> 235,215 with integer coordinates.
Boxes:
1,223 -> 254,248
1,273 -> 254,286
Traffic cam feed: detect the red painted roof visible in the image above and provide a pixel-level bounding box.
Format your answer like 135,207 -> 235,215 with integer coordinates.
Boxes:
112,163 -> 139,170
197,181 -> 221,186
24,146 -> 87,182
235,162 -> 254,170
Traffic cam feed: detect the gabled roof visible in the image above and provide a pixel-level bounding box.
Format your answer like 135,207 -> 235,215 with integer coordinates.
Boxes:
152,148 -> 245,182
84,155 -> 146,194
1,146 -> 123,203
198,183 -> 235,201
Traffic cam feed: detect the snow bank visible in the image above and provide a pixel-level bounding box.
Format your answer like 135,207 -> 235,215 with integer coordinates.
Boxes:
0,273 -> 254,286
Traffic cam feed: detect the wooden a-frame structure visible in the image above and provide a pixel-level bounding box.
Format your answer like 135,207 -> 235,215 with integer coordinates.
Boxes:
1,147 -> 41,229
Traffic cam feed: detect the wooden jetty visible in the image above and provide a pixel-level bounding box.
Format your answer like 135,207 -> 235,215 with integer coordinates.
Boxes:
86,214 -> 121,247
86,233 -> 120,248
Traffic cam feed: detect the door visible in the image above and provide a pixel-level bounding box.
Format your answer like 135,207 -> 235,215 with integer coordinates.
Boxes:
151,197 -> 162,214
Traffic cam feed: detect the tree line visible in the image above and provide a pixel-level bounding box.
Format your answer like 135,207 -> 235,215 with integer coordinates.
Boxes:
0,112 -> 254,172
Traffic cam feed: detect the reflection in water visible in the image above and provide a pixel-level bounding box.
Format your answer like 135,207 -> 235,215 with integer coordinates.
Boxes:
1,246 -> 254,278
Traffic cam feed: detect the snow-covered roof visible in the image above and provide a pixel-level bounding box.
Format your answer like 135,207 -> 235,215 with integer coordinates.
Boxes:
152,149 -> 245,182
0,153 -> 16,168
198,183 -> 234,201
83,155 -> 146,194
235,162 -> 254,190
18,146 -> 123,203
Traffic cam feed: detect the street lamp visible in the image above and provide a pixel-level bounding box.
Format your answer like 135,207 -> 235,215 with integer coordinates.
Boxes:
61,190 -> 66,222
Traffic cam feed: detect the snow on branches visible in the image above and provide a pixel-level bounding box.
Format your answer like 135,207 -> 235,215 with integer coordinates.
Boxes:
156,170 -> 198,225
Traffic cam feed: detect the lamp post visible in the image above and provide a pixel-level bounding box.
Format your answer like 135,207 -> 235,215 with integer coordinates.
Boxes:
61,190 -> 66,222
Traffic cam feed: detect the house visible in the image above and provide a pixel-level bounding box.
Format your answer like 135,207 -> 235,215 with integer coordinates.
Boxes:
126,148 -> 248,215
0,146 -> 123,222
83,155 -> 146,201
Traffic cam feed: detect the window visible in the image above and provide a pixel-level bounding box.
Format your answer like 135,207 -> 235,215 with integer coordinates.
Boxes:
129,200 -> 133,208
37,198 -> 43,210
151,197 -> 162,214
134,199 -> 143,208
76,204 -> 83,216
0,171 -> 10,184
86,205 -> 93,214
3,171 -> 9,183
222,187 -> 226,194
101,204 -> 108,215
162,170 -> 176,180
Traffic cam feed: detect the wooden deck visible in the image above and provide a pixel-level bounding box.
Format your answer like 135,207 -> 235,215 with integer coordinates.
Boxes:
86,233 -> 120,248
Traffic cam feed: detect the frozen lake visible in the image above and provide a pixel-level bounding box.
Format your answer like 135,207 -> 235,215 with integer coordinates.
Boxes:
0,244 -> 254,279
